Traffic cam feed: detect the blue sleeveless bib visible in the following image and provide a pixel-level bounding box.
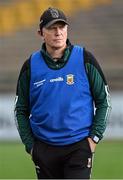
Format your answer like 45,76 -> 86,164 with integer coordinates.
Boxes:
30,46 -> 94,145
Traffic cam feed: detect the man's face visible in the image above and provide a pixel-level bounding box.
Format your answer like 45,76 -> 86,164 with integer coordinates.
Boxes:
41,22 -> 68,49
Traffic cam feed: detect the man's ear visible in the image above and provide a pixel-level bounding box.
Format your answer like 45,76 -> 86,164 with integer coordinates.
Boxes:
37,29 -> 45,41
37,29 -> 42,36
38,29 -> 43,36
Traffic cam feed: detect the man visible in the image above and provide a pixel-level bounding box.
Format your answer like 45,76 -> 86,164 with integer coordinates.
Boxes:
15,7 -> 111,179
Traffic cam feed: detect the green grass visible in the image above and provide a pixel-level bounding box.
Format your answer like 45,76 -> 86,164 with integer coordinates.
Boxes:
92,140 -> 123,179
0,141 -> 36,179
0,140 -> 123,179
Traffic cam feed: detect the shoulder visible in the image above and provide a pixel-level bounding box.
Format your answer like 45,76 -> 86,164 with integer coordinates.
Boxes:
84,48 -> 107,84
31,50 -> 41,60
83,48 -> 103,72
20,58 -> 30,73
71,45 -> 85,55
72,46 -> 95,63
18,56 -> 31,80
83,48 -> 97,64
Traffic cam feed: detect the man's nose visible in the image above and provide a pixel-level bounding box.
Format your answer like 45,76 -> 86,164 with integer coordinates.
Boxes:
55,28 -> 61,35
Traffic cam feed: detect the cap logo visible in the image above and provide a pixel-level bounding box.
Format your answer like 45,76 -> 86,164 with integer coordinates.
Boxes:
50,8 -> 59,18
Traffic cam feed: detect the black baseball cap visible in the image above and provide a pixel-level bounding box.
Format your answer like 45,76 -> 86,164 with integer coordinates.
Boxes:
39,7 -> 69,30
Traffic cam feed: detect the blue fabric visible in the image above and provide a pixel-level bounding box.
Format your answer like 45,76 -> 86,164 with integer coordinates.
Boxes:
30,46 -> 94,145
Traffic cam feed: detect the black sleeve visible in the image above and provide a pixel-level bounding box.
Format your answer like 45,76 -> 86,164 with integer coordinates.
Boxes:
14,57 -> 35,153
84,49 -> 112,142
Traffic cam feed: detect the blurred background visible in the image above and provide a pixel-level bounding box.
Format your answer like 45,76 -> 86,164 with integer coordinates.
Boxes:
0,0 -> 123,179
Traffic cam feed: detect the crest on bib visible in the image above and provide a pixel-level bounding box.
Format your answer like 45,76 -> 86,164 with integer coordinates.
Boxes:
66,74 -> 74,85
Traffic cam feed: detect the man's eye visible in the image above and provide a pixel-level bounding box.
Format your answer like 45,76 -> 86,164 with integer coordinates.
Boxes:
49,27 -> 55,30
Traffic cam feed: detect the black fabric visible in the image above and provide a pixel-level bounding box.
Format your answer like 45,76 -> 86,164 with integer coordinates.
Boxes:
16,58 -> 31,95
32,138 -> 93,179
84,49 -> 107,84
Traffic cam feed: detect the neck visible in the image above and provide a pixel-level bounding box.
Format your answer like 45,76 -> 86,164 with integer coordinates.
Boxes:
46,44 -> 67,59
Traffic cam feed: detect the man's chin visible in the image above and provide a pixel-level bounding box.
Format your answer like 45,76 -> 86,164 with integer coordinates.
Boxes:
52,42 -> 66,49
52,45 -> 64,50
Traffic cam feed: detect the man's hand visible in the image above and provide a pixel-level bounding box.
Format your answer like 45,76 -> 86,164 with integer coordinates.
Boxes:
87,137 -> 97,153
